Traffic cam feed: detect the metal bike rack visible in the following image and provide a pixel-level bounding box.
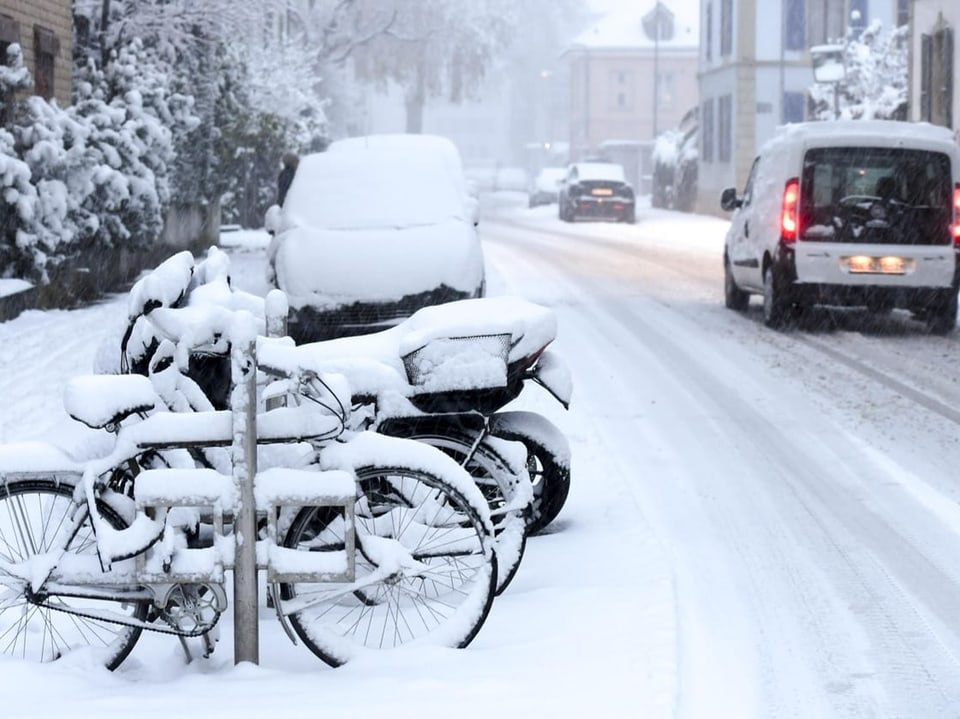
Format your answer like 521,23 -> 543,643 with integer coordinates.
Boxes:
123,309 -> 356,665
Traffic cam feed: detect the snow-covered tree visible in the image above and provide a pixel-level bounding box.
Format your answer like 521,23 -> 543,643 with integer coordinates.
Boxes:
809,20 -> 908,121
351,0 -> 518,132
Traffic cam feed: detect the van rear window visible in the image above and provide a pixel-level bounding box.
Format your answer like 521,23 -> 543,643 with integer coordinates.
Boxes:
800,147 -> 953,245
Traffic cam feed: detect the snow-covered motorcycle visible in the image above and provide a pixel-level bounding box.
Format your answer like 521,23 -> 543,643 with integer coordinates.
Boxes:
113,250 -> 572,594
0,252 -> 498,670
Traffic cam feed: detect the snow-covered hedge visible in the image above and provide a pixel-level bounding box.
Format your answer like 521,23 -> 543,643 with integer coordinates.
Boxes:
1,40 -> 182,283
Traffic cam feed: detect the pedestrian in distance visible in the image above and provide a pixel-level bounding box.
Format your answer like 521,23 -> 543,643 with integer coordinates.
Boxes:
277,152 -> 299,206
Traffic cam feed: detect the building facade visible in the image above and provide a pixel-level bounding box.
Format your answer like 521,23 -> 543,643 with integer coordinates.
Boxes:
0,1 -> 72,109
909,1 -> 957,132
697,0 -> 904,215
564,2 -> 699,193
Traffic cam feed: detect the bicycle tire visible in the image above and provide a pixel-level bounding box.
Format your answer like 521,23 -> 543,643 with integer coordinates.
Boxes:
0,477 -> 150,669
396,426 -> 529,595
279,463 -> 497,666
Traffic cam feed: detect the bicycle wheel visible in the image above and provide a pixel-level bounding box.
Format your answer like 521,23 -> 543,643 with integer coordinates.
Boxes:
279,463 -> 497,667
397,426 -> 529,595
0,477 -> 150,669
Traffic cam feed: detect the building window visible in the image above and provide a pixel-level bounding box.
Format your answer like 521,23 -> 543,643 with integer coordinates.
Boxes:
783,91 -> 805,122
849,0 -> 867,37
0,14 -> 20,126
720,0 -> 732,56
705,3 -> 712,61
33,26 -> 59,101
896,0 -> 909,27
921,28 -> 954,129
658,72 -> 674,110
610,70 -> 633,110
718,94 -> 732,163
785,0 -> 805,50
807,0 -> 845,46
702,98 -> 715,163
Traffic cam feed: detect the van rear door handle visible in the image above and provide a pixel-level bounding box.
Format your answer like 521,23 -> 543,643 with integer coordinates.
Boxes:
744,220 -> 750,238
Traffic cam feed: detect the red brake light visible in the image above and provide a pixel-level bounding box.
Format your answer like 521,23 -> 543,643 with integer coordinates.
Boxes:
953,184 -> 960,246
781,178 -> 800,242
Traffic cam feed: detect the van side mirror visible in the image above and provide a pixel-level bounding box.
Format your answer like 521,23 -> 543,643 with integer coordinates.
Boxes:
720,188 -> 742,211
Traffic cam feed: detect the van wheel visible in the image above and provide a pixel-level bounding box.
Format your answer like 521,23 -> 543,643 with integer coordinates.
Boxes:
724,256 -> 750,311
927,291 -> 958,335
762,265 -> 793,329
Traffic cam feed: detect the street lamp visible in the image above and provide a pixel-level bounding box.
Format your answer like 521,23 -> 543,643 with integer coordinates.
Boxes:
809,10 -> 861,120
810,43 -> 845,118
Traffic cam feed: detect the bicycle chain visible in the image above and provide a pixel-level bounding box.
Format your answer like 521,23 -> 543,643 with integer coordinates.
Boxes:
29,593 -> 221,638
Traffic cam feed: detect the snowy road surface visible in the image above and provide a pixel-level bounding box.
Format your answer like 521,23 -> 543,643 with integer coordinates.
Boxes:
3,199 -> 960,717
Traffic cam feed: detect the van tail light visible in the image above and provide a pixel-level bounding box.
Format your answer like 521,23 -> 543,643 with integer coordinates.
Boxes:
781,178 -> 800,242
953,184 -> 960,246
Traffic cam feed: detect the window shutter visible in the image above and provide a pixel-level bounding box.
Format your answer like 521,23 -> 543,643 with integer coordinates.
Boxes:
920,34 -> 932,122
0,14 -> 18,44
943,28 -> 954,129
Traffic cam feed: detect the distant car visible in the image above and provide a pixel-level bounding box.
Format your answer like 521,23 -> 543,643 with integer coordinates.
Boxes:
528,167 -> 567,207
558,162 -> 635,223
720,120 -> 960,332
265,134 -> 485,342
494,166 -> 529,192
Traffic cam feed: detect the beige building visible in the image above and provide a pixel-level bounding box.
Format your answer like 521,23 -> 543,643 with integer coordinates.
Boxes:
0,0 -> 72,110
908,1 -> 957,132
698,0 -> 906,216
563,2 -> 699,193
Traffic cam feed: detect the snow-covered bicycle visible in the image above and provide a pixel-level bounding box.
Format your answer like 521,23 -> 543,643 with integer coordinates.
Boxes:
0,253 -> 498,670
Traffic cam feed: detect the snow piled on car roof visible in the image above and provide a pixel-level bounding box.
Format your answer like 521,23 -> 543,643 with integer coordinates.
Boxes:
573,162 -> 627,182
282,140 -> 467,230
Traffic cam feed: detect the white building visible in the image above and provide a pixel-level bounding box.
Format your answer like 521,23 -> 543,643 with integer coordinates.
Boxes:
697,0 -> 906,215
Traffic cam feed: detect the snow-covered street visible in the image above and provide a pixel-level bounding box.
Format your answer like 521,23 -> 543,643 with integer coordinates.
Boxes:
5,198 -> 960,717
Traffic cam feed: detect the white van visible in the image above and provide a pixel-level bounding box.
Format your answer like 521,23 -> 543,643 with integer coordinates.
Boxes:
721,120 -> 960,332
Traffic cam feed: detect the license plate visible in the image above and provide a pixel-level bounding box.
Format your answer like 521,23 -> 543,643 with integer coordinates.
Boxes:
842,255 -> 912,274
591,188 -> 613,196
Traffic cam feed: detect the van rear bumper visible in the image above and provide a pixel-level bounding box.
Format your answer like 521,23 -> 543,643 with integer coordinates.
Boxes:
789,283 -> 956,312
775,244 -> 960,311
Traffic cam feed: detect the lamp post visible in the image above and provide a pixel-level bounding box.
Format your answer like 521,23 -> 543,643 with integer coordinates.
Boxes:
811,43 -> 846,118
652,1 -> 665,139
810,10 -> 861,120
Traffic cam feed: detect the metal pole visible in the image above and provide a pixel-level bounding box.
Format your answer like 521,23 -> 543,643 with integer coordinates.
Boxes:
779,0 -> 786,123
653,3 -> 660,139
231,314 -> 259,665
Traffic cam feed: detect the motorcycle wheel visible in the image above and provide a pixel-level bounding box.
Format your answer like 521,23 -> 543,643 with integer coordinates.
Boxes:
490,412 -> 571,535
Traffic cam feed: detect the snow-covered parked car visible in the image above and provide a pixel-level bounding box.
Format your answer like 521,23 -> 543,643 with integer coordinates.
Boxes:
721,120 -> 960,333
558,162 -> 635,223
528,167 -> 566,207
265,134 -> 485,342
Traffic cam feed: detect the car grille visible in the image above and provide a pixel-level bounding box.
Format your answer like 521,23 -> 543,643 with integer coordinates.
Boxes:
289,286 -> 476,343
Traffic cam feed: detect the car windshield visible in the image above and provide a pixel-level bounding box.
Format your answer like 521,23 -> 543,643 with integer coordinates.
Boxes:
283,148 -> 466,230
800,147 -> 953,245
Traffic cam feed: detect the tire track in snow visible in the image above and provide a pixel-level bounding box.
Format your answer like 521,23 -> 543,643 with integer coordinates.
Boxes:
482,219 -> 960,717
